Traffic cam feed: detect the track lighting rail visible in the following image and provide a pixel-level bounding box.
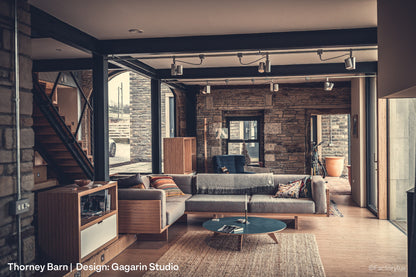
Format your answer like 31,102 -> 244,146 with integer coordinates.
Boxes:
112,47 -> 377,61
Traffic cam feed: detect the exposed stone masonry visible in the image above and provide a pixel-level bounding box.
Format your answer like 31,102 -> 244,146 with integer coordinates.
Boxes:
129,73 -> 172,162
197,83 -> 351,174
0,0 -> 35,275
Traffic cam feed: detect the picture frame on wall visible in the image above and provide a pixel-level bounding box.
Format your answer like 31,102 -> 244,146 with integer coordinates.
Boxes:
352,114 -> 358,138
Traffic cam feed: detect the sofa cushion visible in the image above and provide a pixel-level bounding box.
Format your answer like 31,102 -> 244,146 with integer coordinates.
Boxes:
185,195 -> 247,212
112,173 -> 146,189
273,175 -> 309,186
299,176 -> 312,198
150,176 -> 185,197
170,174 -> 195,194
196,173 -> 275,195
273,179 -> 303,198
250,194 -> 315,214
166,194 -> 192,225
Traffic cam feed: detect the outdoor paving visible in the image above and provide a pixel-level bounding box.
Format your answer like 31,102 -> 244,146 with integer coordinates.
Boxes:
325,176 -> 351,195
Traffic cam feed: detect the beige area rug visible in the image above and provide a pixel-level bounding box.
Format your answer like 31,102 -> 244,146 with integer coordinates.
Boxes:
143,231 -> 325,277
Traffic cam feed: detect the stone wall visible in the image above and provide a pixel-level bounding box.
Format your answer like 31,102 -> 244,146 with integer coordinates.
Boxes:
196,83 -> 351,174
129,73 -> 172,162
0,0 -> 35,275
172,89 -> 188,137
321,114 -> 350,176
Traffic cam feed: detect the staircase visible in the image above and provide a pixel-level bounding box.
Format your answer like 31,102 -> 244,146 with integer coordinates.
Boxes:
33,77 -> 94,184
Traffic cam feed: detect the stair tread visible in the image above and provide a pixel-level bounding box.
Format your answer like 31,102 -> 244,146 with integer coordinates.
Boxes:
32,179 -> 58,191
33,95 -> 93,179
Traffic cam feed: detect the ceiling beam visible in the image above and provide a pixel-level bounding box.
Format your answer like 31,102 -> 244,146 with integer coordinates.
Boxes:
33,58 -> 121,72
156,62 -> 378,80
31,6 -> 99,54
108,58 -> 158,79
99,28 -> 377,55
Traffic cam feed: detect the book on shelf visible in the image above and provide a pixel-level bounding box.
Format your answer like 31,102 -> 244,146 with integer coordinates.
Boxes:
80,188 -> 111,217
217,225 -> 244,233
81,210 -> 103,217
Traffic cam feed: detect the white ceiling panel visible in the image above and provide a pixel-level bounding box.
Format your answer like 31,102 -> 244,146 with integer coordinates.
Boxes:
31,38 -> 91,60
29,0 -> 377,40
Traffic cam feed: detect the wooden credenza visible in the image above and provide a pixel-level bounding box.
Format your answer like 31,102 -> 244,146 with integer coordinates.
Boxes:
38,181 -> 118,264
163,137 -> 196,174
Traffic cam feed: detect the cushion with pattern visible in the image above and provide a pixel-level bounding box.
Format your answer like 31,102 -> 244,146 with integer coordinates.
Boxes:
117,173 -> 145,189
299,176 -> 312,198
149,176 -> 185,197
273,179 -> 303,198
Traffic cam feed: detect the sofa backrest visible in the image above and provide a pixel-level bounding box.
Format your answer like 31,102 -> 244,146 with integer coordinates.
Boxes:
273,175 -> 309,185
196,173 -> 275,195
170,174 -> 195,194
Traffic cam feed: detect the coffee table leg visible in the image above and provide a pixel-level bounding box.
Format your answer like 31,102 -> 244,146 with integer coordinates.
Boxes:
268,232 -> 279,244
239,235 -> 244,250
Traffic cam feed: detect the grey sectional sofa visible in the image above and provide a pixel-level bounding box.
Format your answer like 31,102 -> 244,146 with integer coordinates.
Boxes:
118,173 -> 329,239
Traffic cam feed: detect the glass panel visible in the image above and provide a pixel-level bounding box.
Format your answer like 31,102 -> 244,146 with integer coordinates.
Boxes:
108,72 -> 152,174
228,142 -> 259,163
161,84 -> 175,173
388,98 -> 416,233
229,120 -> 257,140
367,78 -> 378,212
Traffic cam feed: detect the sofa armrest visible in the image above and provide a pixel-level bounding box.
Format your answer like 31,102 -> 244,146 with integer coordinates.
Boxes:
311,176 -> 328,214
118,188 -> 165,201
118,189 -> 166,230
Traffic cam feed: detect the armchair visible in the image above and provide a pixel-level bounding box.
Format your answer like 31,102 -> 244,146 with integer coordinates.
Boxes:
212,155 -> 254,173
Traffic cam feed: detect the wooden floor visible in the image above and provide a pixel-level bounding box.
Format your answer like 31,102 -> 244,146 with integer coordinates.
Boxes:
95,194 -> 407,277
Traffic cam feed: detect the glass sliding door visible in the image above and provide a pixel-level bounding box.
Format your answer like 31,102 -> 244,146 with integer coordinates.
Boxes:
388,98 -> 416,233
366,77 -> 378,213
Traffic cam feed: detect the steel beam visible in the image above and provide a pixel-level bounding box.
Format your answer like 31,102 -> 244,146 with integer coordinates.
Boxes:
157,62 -> 378,80
151,79 -> 162,174
92,54 -> 109,181
99,28 -> 377,55
31,6 -> 99,54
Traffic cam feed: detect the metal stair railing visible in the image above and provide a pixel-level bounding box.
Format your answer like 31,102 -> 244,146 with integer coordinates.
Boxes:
32,73 -> 94,180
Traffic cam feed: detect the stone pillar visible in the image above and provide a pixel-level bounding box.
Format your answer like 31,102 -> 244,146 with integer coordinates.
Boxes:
129,73 -> 152,161
0,0 -> 35,275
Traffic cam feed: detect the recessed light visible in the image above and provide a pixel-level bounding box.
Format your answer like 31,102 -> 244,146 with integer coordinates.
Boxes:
128,28 -> 144,34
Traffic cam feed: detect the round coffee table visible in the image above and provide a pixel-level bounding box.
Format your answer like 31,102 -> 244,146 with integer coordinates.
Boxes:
202,216 -> 287,250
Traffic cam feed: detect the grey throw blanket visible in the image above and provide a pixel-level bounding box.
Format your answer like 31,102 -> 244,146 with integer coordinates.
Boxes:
196,173 -> 275,195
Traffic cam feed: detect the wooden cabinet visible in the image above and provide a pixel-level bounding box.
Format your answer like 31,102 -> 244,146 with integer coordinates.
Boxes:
38,181 -> 118,263
164,137 -> 196,174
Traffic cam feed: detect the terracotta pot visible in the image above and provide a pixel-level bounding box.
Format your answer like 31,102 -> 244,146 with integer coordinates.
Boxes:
325,157 -> 345,177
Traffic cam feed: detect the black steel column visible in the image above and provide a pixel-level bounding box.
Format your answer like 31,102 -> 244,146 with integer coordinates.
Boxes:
151,79 -> 162,174
92,53 -> 109,181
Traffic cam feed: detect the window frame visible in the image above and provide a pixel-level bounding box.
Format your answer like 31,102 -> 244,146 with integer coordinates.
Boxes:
226,116 -> 261,163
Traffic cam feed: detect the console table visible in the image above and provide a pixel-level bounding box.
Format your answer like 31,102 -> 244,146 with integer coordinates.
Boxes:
38,181 -> 118,263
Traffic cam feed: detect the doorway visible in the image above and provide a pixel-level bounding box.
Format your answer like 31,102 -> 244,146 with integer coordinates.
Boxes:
311,113 -> 351,194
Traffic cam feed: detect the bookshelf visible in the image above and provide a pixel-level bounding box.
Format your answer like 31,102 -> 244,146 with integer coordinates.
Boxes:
163,137 -> 196,174
38,181 -> 118,263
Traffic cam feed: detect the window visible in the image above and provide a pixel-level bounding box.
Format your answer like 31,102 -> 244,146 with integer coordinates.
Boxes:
226,117 -> 260,164
388,98 -> 416,233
